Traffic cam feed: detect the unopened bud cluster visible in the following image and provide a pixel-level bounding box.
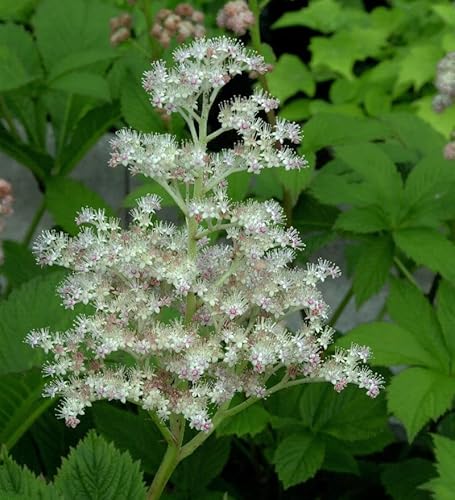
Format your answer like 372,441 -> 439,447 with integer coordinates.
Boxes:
0,179 -> 13,264
217,0 -> 255,36
27,37 -> 383,432
151,4 -> 205,48
109,13 -> 133,47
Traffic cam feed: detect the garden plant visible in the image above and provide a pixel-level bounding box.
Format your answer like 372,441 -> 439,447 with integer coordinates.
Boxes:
1,0 -> 455,499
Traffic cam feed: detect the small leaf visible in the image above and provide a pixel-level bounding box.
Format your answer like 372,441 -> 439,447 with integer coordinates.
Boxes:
387,368 -> 455,442
267,54 -> 315,101
273,431 -> 325,489
394,228 -> 455,285
217,403 -> 270,437
0,456 -> 60,498
45,177 -> 114,235
54,431 -> 146,500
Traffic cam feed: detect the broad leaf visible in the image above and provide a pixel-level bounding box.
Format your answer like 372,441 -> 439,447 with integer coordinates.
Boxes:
321,436 -> 359,475
0,241 -> 44,288
352,236 -> 393,306
0,369 -> 52,450
45,177 -> 114,235
273,431 -> 325,489
54,432 -> 146,500
423,435 -> 455,500
48,72 -> 111,101
436,280 -> 455,360
267,55 -> 315,101
335,206 -> 390,234
0,456 -> 60,499
387,368 -> 455,442
217,403 -> 270,437
394,228 -> 455,286
381,458 -> 434,500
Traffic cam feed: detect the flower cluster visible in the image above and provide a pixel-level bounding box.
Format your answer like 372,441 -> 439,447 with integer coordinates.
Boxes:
27,37 -> 383,432
0,179 -> 13,264
150,4 -> 205,48
217,1 -> 255,36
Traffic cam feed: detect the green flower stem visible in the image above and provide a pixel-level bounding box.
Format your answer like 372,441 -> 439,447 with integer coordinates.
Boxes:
147,441 -> 180,500
393,256 -> 420,289
148,411 -> 175,446
0,96 -> 21,142
23,198 -> 46,246
328,285 -> 353,328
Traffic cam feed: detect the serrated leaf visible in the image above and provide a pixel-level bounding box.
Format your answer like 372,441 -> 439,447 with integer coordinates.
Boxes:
396,44 -> 444,92
59,103 -> 121,175
337,322 -> 440,369
387,368 -> 455,442
0,271 -> 84,375
92,403 -> 165,474
45,177 -> 114,235
414,96 -> 455,138
172,436 -> 230,493
437,280 -> 455,360
299,384 -> 388,441
33,0 -> 117,71
217,403 -> 270,437
387,279 -> 449,371
310,28 -> 387,80
422,434 -> 455,500
273,0 -> 343,32
352,236 -> 393,306
48,72 -> 111,101
0,456 -> 60,499
381,458 -> 434,500
394,228 -> 455,285
335,206 -> 390,234
0,369 -> 53,450
273,431 -> 325,489
344,428 -> 395,456
322,436 -> 359,475
302,113 -> 390,154
267,55 -> 315,101
54,431 -> 146,500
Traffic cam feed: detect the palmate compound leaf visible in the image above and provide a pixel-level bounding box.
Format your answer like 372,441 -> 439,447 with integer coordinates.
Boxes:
216,401 -> 270,437
422,435 -> 455,500
273,431 -> 325,489
0,456 -> 61,499
267,54 -> 315,101
436,280 -> 455,360
54,431 -> 146,500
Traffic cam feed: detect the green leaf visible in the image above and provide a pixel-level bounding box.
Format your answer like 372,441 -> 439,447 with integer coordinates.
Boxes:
0,46 -> 34,92
48,48 -> 118,81
387,368 -> 455,442
414,95 -> 455,138
0,271 -> 83,375
394,228 -> 455,285
335,206 -> 390,234
54,431 -> 146,500
381,458 -> 434,500
121,73 -> 164,133
437,280 -> 455,360
172,436 -> 230,493
33,0 -> 117,71
227,171 -> 251,202
273,431 -> 325,489
364,86 -> 391,116
0,456 -> 60,499
352,236 -> 393,306
321,436 -> 359,475
0,369 -> 52,450
45,177 -> 114,235
299,384 -> 389,441
310,28 -> 387,80
302,113 -> 390,154
396,44 -> 444,92
387,278 -> 449,371
0,241 -> 43,288
423,434 -> 455,500
274,167 -> 313,207
433,4 -> 455,25
0,0 -> 37,21
267,55 -> 315,101
217,403 -> 270,437
334,143 -> 402,215
337,322 -> 440,369
273,0 -> 343,32
92,403 -> 165,474
48,72 -> 111,101
59,103 -> 121,175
